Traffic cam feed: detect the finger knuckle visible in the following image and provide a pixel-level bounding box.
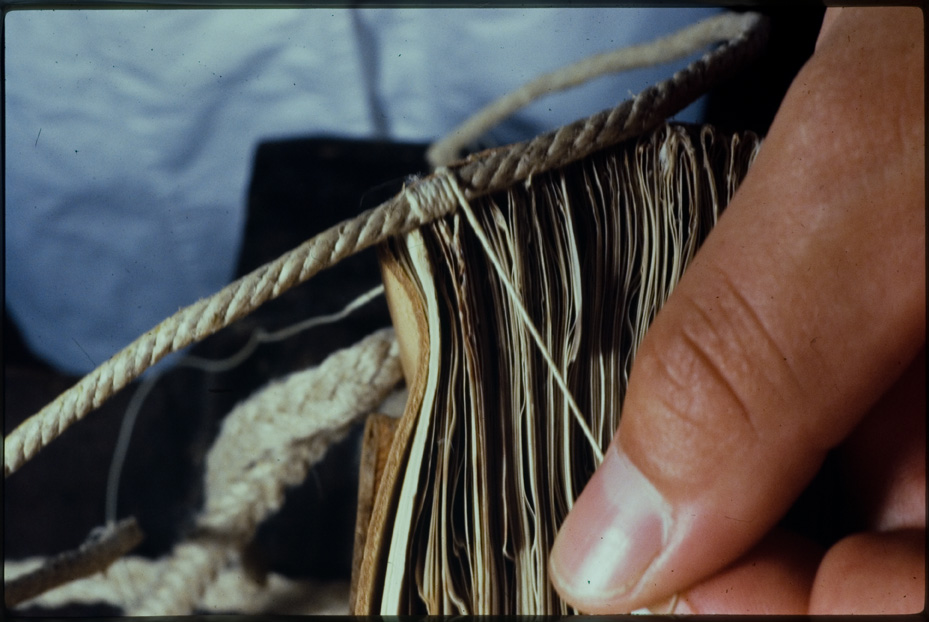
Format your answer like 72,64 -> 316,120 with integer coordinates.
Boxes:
626,273 -> 799,483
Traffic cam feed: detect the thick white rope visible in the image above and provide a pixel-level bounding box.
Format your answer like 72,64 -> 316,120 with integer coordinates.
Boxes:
4,556 -> 351,615
127,327 -> 401,615
104,284 -> 386,526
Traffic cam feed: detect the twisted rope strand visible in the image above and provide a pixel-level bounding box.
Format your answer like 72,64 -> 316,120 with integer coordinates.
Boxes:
128,328 -> 401,615
3,190 -> 451,478
451,12 -> 768,196
3,11 -> 768,478
427,11 -> 762,167
129,540 -> 231,616
4,517 -> 143,609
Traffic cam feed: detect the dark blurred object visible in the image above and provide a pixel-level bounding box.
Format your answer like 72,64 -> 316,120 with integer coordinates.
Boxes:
704,6 -> 827,136
238,137 -> 428,275
233,137 -> 428,579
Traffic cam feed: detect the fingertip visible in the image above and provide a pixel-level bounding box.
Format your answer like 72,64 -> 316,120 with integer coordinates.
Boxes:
549,446 -> 672,612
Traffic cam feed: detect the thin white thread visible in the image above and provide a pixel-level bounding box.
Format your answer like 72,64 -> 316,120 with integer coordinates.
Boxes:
105,372 -> 162,526
437,169 -> 604,465
104,284 -> 386,526
186,284 -> 385,373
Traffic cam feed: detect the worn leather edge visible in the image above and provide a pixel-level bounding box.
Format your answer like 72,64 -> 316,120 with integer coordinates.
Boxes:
349,412 -> 399,613
350,241 -> 431,614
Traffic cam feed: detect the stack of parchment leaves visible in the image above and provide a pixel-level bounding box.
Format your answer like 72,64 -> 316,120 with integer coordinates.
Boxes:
3,11 -> 772,615
350,122 -> 761,614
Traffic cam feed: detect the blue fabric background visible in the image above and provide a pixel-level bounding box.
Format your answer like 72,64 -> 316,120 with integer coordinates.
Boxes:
5,8 -> 717,374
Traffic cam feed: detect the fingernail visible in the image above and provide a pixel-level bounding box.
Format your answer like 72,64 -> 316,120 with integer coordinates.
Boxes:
646,593 -> 692,615
550,447 -> 671,605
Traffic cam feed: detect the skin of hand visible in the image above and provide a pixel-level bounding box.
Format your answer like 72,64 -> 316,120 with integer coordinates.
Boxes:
548,7 -> 924,615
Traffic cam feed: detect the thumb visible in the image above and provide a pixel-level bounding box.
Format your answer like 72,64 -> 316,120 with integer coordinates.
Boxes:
549,7 -> 924,614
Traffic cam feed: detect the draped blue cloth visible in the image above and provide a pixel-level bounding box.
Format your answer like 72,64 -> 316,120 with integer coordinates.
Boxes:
4,7 -> 717,374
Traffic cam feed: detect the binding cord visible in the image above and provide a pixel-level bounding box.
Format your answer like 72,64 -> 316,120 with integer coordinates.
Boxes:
4,11 -> 767,479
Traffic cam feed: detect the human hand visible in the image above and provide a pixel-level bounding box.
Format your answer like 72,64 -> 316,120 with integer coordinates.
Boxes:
549,7 -> 925,615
